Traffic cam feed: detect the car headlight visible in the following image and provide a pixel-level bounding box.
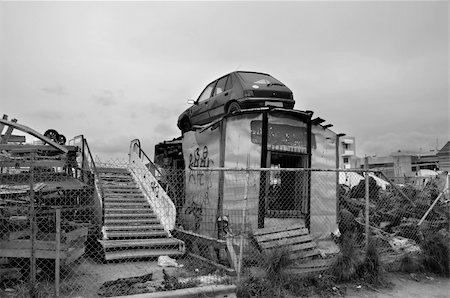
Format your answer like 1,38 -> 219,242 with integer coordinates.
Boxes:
243,90 -> 254,97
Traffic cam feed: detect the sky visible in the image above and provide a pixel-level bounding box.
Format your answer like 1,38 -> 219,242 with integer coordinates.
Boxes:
0,1 -> 448,161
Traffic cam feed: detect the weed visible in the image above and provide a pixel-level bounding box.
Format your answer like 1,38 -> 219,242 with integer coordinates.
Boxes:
356,240 -> 389,287
236,275 -> 273,298
331,234 -> 361,282
263,246 -> 291,295
398,253 -> 424,273
420,232 -> 449,276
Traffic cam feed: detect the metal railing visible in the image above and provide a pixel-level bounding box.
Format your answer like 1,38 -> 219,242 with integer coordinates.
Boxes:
128,139 -> 176,232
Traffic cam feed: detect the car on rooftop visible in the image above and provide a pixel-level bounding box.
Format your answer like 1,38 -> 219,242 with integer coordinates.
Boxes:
177,71 -> 295,132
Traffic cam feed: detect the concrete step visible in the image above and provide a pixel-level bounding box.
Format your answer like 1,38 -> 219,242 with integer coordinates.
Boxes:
105,208 -> 153,214
104,218 -> 159,225
97,167 -> 129,174
104,224 -> 164,231
105,230 -> 168,239
99,238 -> 183,249
104,248 -> 184,260
104,202 -> 150,208
105,213 -> 157,219
104,197 -> 145,201
103,187 -> 140,192
104,191 -> 144,198
99,174 -> 133,179
102,182 -> 136,187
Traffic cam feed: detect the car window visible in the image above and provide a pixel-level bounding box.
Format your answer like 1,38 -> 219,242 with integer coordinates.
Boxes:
214,76 -> 228,96
225,74 -> 233,90
238,72 -> 283,85
197,81 -> 215,102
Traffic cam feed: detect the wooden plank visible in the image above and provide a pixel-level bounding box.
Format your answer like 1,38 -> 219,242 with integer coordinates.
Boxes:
64,247 -> 85,265
255,228 -> 309,243
289,248 -> 321,260
226,237 -> 238,270
65,227 -> 88,244
0,119 -> 68,153
0,160 -> 66,168
259,235 -> 314,249
0,144 -> 76,152
289,258 -> 335,269
0,135 -> 26,143
0,114 -> 7,135
266,241 -> 317,253
0,118 -> 17,144
252,222 -> 306,236
0,248 -> 68,259
9,230 -> 30,240
0,240 -> 68,251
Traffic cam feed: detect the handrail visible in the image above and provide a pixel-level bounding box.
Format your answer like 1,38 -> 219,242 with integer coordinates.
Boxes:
128,139 -> 176,231
83,138 -> 106,226
69,134 -> 105,227
129,138 -> 163,180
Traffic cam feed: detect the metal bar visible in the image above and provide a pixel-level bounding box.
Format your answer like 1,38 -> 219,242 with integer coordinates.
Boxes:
365,156 -> 370,252
418,186 -> 449,226
55,208 -> 61,298
218,118 -> 227,225
237,166 -> 250,283
379,172 -> 416,207
189,166 -> 370,173
258,111 -> 268,228
29,152 -> 37,298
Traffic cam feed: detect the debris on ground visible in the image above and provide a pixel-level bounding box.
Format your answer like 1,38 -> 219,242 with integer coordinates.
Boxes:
97,273 -> 155,297
157,255 -> 183,268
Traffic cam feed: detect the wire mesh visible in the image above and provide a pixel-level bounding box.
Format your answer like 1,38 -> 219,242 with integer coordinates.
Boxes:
1,152 -> 448,297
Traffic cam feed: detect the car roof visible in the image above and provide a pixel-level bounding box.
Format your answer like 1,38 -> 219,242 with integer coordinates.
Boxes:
215,71 -> 272,79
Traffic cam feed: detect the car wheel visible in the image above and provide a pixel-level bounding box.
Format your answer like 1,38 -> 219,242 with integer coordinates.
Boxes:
181,119 -> 192,133
227,102 -> 241,114
43,129 -> 59,143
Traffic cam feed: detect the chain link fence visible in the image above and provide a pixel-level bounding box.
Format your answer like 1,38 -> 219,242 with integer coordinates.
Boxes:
1,153 -> 449,297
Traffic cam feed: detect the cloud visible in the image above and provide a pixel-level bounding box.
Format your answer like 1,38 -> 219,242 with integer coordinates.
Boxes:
154,122 -> 178,137
32,110 -> 62,120
41,84 -> 67,95
93,90 -> 124,107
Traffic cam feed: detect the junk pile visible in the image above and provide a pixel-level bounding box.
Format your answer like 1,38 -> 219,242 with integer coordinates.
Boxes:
337,173 -> 449,272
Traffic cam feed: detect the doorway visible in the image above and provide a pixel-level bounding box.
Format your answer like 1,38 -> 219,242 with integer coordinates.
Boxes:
266,151 -> 308,218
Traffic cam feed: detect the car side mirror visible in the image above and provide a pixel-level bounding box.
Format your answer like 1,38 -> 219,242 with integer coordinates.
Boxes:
187,99 -> 196,105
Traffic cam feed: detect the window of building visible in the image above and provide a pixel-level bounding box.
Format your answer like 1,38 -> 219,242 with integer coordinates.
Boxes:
343,157 -> 349,164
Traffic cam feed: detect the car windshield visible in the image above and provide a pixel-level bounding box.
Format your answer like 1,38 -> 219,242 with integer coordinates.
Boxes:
238,72 -> 283,86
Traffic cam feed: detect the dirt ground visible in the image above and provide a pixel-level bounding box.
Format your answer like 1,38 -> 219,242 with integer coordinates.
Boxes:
345,273 -> 450,298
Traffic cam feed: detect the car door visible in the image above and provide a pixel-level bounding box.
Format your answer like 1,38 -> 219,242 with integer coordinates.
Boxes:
208,75 -> 232,119
190,81 -> 216,125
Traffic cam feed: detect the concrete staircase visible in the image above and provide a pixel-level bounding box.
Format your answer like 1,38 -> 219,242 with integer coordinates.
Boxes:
97,167 -> 184,260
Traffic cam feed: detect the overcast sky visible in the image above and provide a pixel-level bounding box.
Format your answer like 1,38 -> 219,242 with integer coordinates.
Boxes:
1,1 -> 448,161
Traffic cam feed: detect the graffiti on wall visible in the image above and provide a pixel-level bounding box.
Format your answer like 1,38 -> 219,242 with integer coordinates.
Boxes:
188,146 -> 214,189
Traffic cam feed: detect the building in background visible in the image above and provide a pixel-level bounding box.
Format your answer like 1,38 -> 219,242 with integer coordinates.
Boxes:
353,143 -> 448,182
437,141 -> 450,172
338,136 -> 357,169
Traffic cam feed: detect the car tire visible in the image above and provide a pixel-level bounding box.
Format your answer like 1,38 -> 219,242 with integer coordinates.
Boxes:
227,102 -> 241,114
43,129 -> 59,143
181,119 -> 192,133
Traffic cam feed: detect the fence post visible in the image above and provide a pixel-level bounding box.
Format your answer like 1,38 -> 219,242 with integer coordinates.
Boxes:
29,152 -> 37,298
364,156 -> 370,252
55,208 -> 61,298
237,167 -> 250,283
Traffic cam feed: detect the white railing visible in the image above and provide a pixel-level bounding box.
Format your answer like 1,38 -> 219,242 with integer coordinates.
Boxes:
127,139 -> 176,232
